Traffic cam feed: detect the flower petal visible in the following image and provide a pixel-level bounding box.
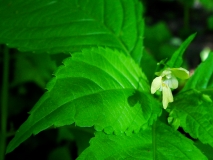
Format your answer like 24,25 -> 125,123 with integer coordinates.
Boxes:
151,76 -> 162,94
162,83 -> 173,109
161,69 -> 172,77
170,68 -> 189,79
164,77 -> 178,89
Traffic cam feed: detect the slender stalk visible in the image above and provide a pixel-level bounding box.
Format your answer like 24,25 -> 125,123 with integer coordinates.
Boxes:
0,46 -> 9,160
152,121 -> 156,160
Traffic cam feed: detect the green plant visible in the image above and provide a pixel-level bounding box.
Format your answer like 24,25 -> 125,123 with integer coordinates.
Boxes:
1,0 -> 213,159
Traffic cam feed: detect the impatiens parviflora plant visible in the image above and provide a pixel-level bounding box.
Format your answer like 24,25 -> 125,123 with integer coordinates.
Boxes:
151,68 -> 190,109
0,0 -> 213,159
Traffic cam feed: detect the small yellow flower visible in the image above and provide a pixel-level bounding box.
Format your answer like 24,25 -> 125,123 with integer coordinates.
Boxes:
151,68 -> 189,109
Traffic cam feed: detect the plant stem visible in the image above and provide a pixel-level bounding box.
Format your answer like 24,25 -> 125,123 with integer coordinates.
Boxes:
0,46 -> 9,160
152,121 -> 156,160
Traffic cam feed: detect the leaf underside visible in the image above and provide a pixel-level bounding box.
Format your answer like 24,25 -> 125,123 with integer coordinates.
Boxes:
6,47 -> 161,153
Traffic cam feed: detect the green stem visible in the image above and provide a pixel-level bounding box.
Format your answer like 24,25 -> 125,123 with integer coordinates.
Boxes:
152,121 -> 156,160
0,46 -> 9,160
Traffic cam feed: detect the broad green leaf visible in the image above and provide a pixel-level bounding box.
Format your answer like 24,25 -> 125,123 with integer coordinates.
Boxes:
208,15 -> 213,30
200,0 -> 213,10
57,127 -> 74,143
0,0 -> 144,63
194,140 -> 213,159
11,52 -> 57,88
178,0 -> 194,7
155,121 -> 207,160
170,89 -> 213,147
69,126 -> 94,155
48,147 -> 72,160
57,126 -> 94,155
6,47 -> 161,153
77,121 -> 207,160
77,128 -> 152,160
144,22 -> 171,44
158,43 -> 177,61
140,50 -> 157,83
166,33 -> 196,68
183,52 -> 213,91
144,22 -> 173,61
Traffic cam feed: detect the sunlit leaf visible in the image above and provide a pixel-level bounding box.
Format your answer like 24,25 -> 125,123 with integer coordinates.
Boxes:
170,89 -> 213,147
6,47 -> 161,153
0,0 -> 144,63
77,121 -> 207,160
200,0 -> 213,10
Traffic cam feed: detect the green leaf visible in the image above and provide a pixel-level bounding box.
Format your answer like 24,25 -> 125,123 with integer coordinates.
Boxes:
166,33 -> 196,68
140,50 -> 157,83
155,121 -> 207,160
0,0 -> 144,63
11,52 -> 57,88
77,121 -> 207,160
144,22 -> 173,61
57,126 -> 94,156
144,22 -> 172,43
48,146 -> 72,160
183,52 -> 213,91
77,129 -> 152,160
207,15 -> 213,30
70,127 -> 94,156
170,89 -> 213,147
6,47 -> 161,153
194,140 -> 213,159
200,0 -> 213,10
178,0 -> 194,7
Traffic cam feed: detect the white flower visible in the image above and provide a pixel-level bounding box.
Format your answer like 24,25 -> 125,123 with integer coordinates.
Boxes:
151,68 -> 189,109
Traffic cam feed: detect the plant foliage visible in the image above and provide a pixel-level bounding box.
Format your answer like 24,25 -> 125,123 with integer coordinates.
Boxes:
0,0 -> 143,63
0,0 -> 213,159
